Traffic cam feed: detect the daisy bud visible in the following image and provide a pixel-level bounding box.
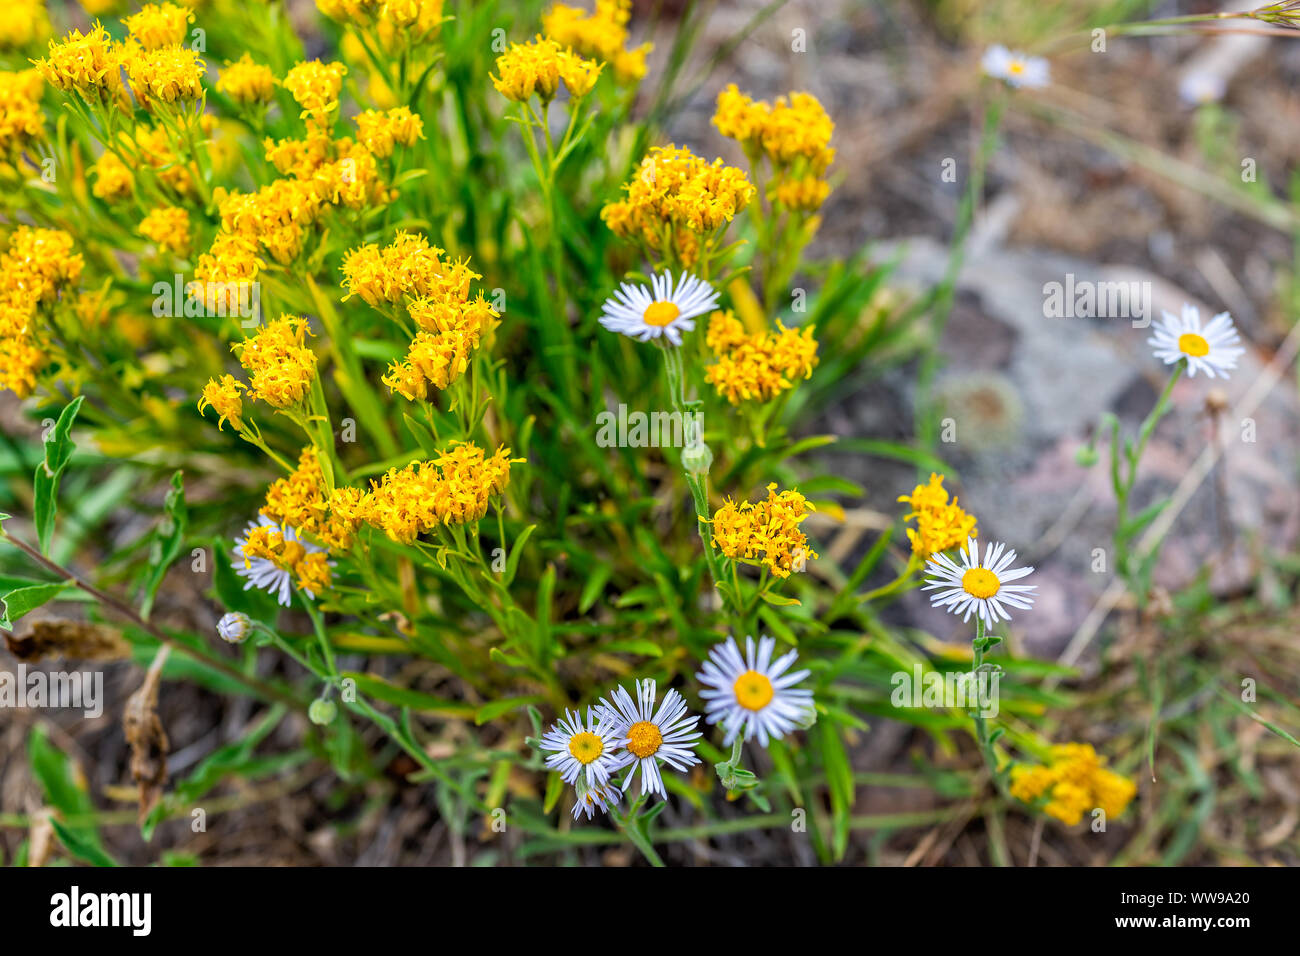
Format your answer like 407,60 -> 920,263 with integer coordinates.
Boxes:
217,612 -> 252,644
1074,444 -> 1099,468
682,439 -> 713,476
309,698 -> 338,725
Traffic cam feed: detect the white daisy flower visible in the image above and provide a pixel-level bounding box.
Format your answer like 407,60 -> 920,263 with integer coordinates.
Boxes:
538,706 -> 628,789
1147,303 -> 1245,379
231,516 -> 328,608
600,679 -> 702,800
981,45 -> 1050,89
923,536 -> 1036,628
571,780 -> 622,821
695,636 -> 815,747
598,271 -> 720,346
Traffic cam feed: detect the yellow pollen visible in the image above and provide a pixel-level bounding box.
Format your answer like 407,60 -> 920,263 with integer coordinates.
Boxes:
626,720 -> 663,758
733,670 -> 774,711
568,731 -> 603,765
643,300 -> 681,327
1008,61 -> 1025,74
962,567 -> 1001,599
1178,332 -> 1210,357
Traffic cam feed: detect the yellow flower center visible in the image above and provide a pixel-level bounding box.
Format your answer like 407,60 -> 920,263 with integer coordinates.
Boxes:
1178,332 -> 1210,357
643,300 -> 681,327
1008,60 -> 1025,75
962,567 -> 1001,599
568,731 -> 603,765
733,670 -> 774,711
626,720 -> 663,758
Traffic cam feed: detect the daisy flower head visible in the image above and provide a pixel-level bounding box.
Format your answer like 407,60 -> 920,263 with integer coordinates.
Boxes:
232,515 -> 331,607
1147,303 -> 1245,379
598,271 -> 720,346
571,779 -> 622,822
696,636 -> 814,747
923,536 -> 1036,628
981,45 -> 1049,89
538,706 -> 628,788
600,679 -> 702,800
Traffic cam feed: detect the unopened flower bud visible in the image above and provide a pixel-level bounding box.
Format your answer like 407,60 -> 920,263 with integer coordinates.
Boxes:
682,439 -> 713,476
308,698 -> 337,725
217,612 -> 251,644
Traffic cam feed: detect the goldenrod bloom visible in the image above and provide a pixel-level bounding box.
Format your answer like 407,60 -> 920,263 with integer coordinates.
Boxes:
261,448 -> 364,552
364,442 -> 517,543
217,53 -> 275,105
897,473 -> 977,558
492,36 -> 603,103
124,45 -> 206,110
543,0 -> 651,84
91,150 -> 134,201
233,516 -> 332,607
33,23 -> 127,105
283,59 -> 346,127
139,205 -> 191,254
0,70 -> 45,160
354,106 -> 424,158
123,2 -> 194,50
232,314 -> 318,409
704,314 -> 817,404
1010,743 -> 1137,825
711,483 -> 817,579
197,374 -> 246,431
602,145 -> 754,267
1,226 -> 84,308
0,0 -> 51,52
191,232 -> 265,313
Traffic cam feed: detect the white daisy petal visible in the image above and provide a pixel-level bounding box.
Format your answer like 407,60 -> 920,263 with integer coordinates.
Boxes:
1147,303 -> 1246,379
597,270 -> 720,347
599,678 -> 702,800
923,536 -> 1036,629
694,635 -> 816,748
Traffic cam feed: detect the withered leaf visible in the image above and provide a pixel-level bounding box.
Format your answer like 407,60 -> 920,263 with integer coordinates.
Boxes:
5,618 -> 131,662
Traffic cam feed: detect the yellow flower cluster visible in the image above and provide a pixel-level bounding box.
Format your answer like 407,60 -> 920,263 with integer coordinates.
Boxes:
342,236 -> 499,401
492,36 -> 603,103
703,311 -> 818,405
897,473 -> 977,558
316,0 -> 446,45
33,23 -> 128,107
91,150 -> 133,201
711,483 -> 818,579
122,2 -> 193,51
340,231 -> 455,307
0,71 -> 44,162
231,314 -> 318,409
95,125 -> 198,203
216,53 -> 276,106
191,233 -> 264,313
1,0 -> 50,52
360,442 -> 518,544
197,374 -> 245,431
354,106 -> 424,159
542,0 -> 652,84
713,84 -> 835,211
216,178 -> 323,265
238,522 -> 333,597
0,227 -> 83,397
124,45 -> 206,111
283,59 -> 347,130
261,448 -> 364,552
139,204 -> 191,254
1010,743 -> 1138,826
601,145 -> 755,267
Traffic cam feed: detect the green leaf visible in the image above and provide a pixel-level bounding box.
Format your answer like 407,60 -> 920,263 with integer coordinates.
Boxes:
341,671 -> 475,718
1,582 -> 70,630
602,638 -> 663,658
33,396 -> 84,555
50,818 -> 119,867
503,523 -> 536,586
475,696 -> 544,725
29,724 -> 105,856
577,562 -> 611,614
759,591 -> 801,607
141,471 -> 187,619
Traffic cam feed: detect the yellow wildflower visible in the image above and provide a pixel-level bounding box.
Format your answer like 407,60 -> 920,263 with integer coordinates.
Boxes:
197,374 -> 246,431
0,70 -> 44,160
602,144 -> 755,267
217,54 -> 275,105
122,2 -> 194,50
704,318 -> 818,405
2,226 -> 83,308
354,106 -> 424,159
1010,743 -> 1137,826
33,23 -> 127,105
283,60 -> 346,128
261,448 -> 362,551
492,36 -> 602,103
543,0 -> 651,84
713,84 -> 835,175
232,314 -> 317,409
191,232 -> 265,314
139,205 -> 191,254
124,45 -> 206,110
711,483 -> 818,579
0,0 -> 51,52
91,150 -> 134,201
897,473 -> 977,558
